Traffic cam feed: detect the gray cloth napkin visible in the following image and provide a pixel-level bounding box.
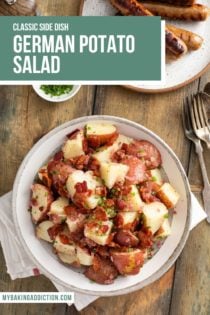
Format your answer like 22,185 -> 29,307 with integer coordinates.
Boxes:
0,191 -> 207,311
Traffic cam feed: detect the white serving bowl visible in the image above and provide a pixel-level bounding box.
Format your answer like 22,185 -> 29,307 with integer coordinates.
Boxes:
32,84 -> 81,102
12,116 -> 191,296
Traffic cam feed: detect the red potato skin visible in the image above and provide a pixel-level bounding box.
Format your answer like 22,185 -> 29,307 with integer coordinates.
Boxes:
84,255 -> 118,284
86,131 -> 118,149
137,229 -> 153,249
111,250 -> 144,275
31,184 -> 54,223
114,230 -> 139,247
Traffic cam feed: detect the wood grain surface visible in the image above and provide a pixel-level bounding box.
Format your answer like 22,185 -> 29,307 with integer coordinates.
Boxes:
0,1 -> 209,315
0,0 -> 37,16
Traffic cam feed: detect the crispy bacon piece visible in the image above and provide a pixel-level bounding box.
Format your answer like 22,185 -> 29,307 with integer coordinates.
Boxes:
47,160 -> 74,197
95,186 -> 107,197
92,207 -> 108,221
140,181 -> 161,203
84,255 -> 118,284
70,155 -> 90,170
88,157 -> 100,177
75,181 -> 88,193
137,229 -> 153,249
48,224 -> 64,241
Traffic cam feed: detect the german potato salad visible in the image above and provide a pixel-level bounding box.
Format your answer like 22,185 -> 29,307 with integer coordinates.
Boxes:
29,122 -> 180,284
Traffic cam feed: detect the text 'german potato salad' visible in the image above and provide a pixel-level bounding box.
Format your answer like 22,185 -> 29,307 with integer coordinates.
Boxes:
29,122 -> 180,284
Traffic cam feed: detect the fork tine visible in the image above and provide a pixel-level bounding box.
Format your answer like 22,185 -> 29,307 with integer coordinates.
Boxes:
182,100 -> 186,129
186,96 -> 193,131
190,95 -> 198,132
194,94 -> 202,129
199,93 -> 210,132
197,94 -> 206,129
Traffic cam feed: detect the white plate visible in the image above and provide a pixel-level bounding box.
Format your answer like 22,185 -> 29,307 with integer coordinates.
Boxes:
12,116 -> 191,296
80,0 -> 210,92
33,84 -> 81,102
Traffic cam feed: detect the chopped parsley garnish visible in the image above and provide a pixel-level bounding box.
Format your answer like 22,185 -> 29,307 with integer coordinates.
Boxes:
164,213 -> 169,219
40,85 -> 73,97
97,196 -> 106,207
106,207 -> 116,218
151,176 -> 157,182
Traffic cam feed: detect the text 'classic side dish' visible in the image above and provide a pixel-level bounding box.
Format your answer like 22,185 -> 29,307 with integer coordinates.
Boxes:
29,122 -> 180,284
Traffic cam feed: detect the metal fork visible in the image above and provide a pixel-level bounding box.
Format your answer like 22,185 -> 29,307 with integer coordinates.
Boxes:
183,97 -> 210,223
190,93 -> 210,149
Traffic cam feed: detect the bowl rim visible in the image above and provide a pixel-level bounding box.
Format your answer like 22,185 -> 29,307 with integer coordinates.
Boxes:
12,115 -> 191,296
32,84 -> 81,103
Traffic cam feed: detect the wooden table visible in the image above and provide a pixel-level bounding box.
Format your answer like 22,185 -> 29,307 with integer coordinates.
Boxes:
0,1 -> 209,314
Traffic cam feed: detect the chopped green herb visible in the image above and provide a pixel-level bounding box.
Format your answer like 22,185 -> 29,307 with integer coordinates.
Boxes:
97,196 -> 106,207
28,207 -> 32,212
106,207 -> 116,218
164,213 -> 169,219
50,170 -> 59,175
40,85 -> 73,97
152,176 -> 157,182
131,192 -> 136,196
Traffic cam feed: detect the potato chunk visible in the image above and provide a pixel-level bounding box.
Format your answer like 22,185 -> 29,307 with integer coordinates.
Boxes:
92,134 -> 132,164
62,130 -> 85,159
155,218 -> 171,238
36,220 -> 54,243
100,162 -> 129,189
142,201 -> 168,234
84,220 -> 113,245
57,252 -> 78,265
150,168 -> 163,185
66,170 -> 102,209
53,234 -> 76,256
86,122 -> 117,148
111,249 -> 144,275
125,185 -> 144,211
49,197 -> 69,224
30,184 -> 53,223
157,183 -> 180,209
115,211 -> 138,230
65,205 -> 86,233
76,246 -> 94,266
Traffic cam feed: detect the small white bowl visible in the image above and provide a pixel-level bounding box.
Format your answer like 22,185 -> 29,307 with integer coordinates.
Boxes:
32,84 -> 81,102
12,116 -> 191,296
